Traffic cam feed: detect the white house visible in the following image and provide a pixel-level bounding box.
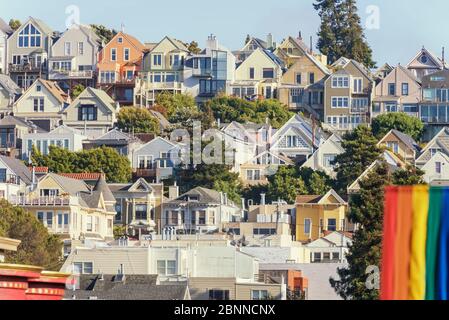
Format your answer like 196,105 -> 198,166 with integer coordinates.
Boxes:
13,78 -> 70,131
22,124 -> 87,159
420,151 -> 449,184
305,231 -> 353,263
0,155 -> 33,201
302,133 -> 343,177
269,114 -> 325,163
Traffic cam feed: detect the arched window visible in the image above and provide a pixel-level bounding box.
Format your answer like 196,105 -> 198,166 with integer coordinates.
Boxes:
18,24 -> 41,48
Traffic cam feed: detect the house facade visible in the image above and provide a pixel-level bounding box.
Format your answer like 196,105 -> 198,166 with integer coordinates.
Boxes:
109,178 -> 164,235
233,36 -> 268,64
61,87 -> 119,138
301,133 -> 343,178
97,31 -> 146,105
162,187 -> 241,234
22,124 -> 87,160
305,231 -> 352,263
295,190 -> 348,242
0,74 -> 22,116
415,127 -> 449,167
0,155 -> 32,201
49,24 -> 101,91
419,69 -> 449,140
232,48 -> 284,100
183,35 -> 236,103
7,17 -> 55,89
0,115 -> 41,158
132,137 -> 182,182
134,36 -> 189,107
278,52 -> 330,119
407,47 -> 446,81
420,151 -> 449,184
373,65 -> 421,118
323,58 -> 374,132
13,78 -> 69,131
269,114 -> 325,164
10,173 -> 116,253
377,129 -> 420,164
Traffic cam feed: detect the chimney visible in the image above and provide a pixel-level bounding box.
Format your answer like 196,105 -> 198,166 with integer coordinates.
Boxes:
298,31 -> 302,41
260,193 -> 266,206
267,33 -> 273,49
206,34 -> 218,51
169,182 -> 179,200
223,193 -> 228,205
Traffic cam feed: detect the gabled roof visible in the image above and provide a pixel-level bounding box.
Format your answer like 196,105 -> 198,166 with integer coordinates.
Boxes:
247,150 -> 294,166
12,17 -> 53,37
45,173 -> 90,196
0,74 -> 20,96
378,129 -> 420,153
135,136 -> 180,153
151,36 -> 189,53
0,155 -> 33,185
55,24 -> 101,48
296,189 -> 347,205
271,114 -> 324,149
240,37 -> 268,51
94,129 -> 137,142
65,87 -> 117,114
168,187 -> 231,206
16,79 -> 69,106
406,47 -> 447,70
416,127 -> 449,163
110,31 -> 145,52
0,115 -> 43,131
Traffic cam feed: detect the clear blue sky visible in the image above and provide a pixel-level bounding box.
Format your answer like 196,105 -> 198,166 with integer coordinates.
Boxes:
1,0 -> 448,67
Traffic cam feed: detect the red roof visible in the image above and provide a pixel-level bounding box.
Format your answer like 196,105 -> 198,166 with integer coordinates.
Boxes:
58,173 -> 104,181
29,167 -> 49,173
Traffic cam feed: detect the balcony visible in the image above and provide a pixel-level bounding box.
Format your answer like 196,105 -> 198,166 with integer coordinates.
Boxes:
0,174 -> 20,185
10,196 -> 75,207
134,168 -> 157,178
8,63 -> 44,73
192,68 -> 212,77
350,106 -> 369,114
49,70 -> 94,80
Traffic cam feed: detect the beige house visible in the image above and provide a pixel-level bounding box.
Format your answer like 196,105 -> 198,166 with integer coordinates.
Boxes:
232,48 -> 284,100
302,133 -> 343,177
134,36 -> 189,107
61,87 -> 119,138
10,173 -> 116,254
14,78 -> 70,131
278,52 -> 330,118
274,34 -> 327,68
373,65 -> 421,118
406,47 -> 447,81
108,178 -> 164,236
323,57 -> 374,132
377,129 -> 420,164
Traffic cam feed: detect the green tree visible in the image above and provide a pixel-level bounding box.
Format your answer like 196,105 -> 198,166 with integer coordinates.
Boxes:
71,84 -> 85,99
206,96 -> 293,129
117,106 -> 160,134
9,19 -> 21,31
330,161 -> 424,300
90,24 -> 117,43
371,112 -> 424,141
186,41 -> 201,54
333,125 -> 382,194
0,199 -> 63,270
155,92 -> 198,123
314,0 -> 376,68
268,166 -> 308,203
31,146 -> 132,183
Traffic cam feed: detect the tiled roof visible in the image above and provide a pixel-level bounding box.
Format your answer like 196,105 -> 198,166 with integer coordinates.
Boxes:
29,167 -> 49,174
58,173 -> 104,181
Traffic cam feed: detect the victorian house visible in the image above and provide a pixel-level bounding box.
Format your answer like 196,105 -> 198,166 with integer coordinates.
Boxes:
7,17 -> 56,89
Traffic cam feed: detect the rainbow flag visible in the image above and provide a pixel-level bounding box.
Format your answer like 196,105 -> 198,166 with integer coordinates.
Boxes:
381,186 -> 449,300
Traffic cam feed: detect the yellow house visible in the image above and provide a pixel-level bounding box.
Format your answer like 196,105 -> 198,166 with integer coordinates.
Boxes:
11,173 -> 116,254
295,189 -> 348,242
274,35 -> 328,68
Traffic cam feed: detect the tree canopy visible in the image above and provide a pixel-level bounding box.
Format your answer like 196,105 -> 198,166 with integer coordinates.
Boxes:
0,199 -> 63,270
333,125 -> 382,194
90,24 -> 117,43
31,146 -> 132,183
206,95 -> 293,129
117,106 -> 160,135
314,0 -> 376,68
71,84 -> 85,99
186,41 -> 202,54
8,19 -> 21,31
371,112 -> 424,141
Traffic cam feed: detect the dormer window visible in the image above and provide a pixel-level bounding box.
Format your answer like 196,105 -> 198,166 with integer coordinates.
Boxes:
188,195 -> 199,202
18,24 -> 42,48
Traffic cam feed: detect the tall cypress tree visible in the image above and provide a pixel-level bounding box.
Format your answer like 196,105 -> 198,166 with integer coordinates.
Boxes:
314,0 -> 376,68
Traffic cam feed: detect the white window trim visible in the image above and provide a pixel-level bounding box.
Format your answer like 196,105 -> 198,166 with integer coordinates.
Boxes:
123,48 -> 130,61
352,77 -> 363,93
111,48 -> 117,61
331,96 -> 350,108
331,75 -> 350,88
